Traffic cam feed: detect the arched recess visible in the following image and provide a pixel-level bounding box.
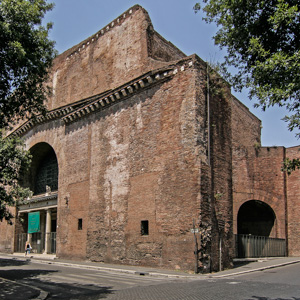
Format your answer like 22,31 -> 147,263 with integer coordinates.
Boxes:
17,142 -> 59,254
237,200 -> 276,237
22,142 -> 58,195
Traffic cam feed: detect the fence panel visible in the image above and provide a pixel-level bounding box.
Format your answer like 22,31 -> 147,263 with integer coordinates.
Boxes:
15,232 -> 56,254
236,234 -> 286,258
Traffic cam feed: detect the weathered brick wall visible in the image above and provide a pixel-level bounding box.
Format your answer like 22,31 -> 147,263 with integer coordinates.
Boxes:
232,98 -> 261,233
231,97 -> 261,216
250,147 -> 286,238
12,56 -> 209,271
83,58 -> 206,270
232,99 -> 288,240
286,146 -> 300,255
5,4 -> 297,271
149,30 -> 186,62
0,53 -> 235,272
231,97 -> 287,239
0,207 -> 16,253
208,75 -> 233,271
231,97 -> 261,150
47,5 -> 185,111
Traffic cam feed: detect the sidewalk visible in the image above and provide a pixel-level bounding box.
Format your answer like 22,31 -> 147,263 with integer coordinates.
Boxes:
215,256 -> 300,278
5,252 -> 300,279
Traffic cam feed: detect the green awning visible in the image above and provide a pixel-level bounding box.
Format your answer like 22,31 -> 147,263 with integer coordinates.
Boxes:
28,212 -> 40,233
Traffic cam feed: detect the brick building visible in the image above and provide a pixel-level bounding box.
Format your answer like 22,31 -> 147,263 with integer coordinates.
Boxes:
0,5 -> 299,272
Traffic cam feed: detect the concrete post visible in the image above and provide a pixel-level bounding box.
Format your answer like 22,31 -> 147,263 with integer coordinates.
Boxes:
27,233 -> 32,243
45,209 -> 52,254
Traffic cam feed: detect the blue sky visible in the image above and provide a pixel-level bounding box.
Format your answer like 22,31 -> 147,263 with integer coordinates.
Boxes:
44,0 -> 299,147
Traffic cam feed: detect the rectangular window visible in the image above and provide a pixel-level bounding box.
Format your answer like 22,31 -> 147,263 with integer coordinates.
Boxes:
141,220 -> 149,236
78,218 -> 82,230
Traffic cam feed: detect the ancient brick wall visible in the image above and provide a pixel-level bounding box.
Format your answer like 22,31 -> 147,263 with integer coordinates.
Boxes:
231,94 -> 300,255
4,4 -> 299,271
148,30 -> 186,62
207,74 -> 233,271
231,98 -> 261,234
0,53 -> 235,272
12,56 -> 208,271
47,5 -> 185,111
82,58 -> 206,270
9,54 -> 233,271
247,147 -> 286,238
286,146 -> 300,255
231,96 -> 287,242
0,207 -> 16,253
231,96 -> 287,239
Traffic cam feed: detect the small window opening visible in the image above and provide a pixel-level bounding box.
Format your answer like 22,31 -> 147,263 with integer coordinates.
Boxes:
141,220 -> 149,236
78,218 -> 82,230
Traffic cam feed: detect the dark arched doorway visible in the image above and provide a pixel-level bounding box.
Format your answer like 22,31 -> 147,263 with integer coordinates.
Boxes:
238,200 -> 275,237
16,143 -> 58,255
236,200 -> 285,258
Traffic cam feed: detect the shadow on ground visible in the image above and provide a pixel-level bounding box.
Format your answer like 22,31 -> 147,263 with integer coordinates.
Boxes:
233,260 -> 255,269
0,258 -> 30,267
0,267 -> 114,300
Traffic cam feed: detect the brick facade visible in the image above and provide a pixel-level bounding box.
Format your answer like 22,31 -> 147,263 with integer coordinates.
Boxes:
0,5 -> 299,272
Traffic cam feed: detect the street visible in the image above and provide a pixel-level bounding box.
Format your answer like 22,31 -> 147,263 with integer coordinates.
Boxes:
0,256 -> 180,299
0,256 -> 300,299
103,263 -> 300,300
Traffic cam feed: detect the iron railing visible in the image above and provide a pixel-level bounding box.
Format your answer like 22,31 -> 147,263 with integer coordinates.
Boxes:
16,232 -> 56,254
235,234 -> 286,258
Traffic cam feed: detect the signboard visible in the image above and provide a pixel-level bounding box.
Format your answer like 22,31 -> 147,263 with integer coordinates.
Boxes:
28,212 -> 40,233
190,228 -> 199,234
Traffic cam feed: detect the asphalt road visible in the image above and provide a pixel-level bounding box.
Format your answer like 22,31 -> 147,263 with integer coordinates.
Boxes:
0,257 -> 179,299
0,257 -> 300,299
104,263 -> 300,300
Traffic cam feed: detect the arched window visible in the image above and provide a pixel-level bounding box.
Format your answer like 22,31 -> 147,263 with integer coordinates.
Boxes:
34,150 -> 58,194
22,143 -> 59,196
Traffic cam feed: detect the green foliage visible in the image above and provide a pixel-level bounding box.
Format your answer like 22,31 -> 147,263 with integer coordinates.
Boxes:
206,61 -> 229,99
194,0 -> 300,136
0,0 -> 56,129
0,132 -> 32,223
282,157 -> 300,175
0,0 -> 55,223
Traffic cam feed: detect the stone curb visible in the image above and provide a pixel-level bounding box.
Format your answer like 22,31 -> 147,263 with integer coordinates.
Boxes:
211,259 -> 300,278
32,257 -> 300,279
32,259 -> 201,279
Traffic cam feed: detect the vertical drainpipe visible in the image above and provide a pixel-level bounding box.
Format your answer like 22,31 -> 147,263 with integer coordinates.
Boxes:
206,62 -> 214,271
207,63 -> 211,167
283,147 -> 289,256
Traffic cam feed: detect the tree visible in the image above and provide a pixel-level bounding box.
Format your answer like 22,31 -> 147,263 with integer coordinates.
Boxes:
194,0 -> 300,173
0,133 -> 31,223
0,0 -> 56,128
0,0 -> 55,222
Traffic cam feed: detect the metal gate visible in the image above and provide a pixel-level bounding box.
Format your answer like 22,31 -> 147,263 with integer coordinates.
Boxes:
16,232 -> 56,254
236,234 -> 286,258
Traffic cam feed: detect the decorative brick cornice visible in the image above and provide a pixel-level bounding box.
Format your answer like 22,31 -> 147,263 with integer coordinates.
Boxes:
62,59 -> 194,124
62,69 -> 171,124
10,58 -> 195,136
12,106 -> 74,137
